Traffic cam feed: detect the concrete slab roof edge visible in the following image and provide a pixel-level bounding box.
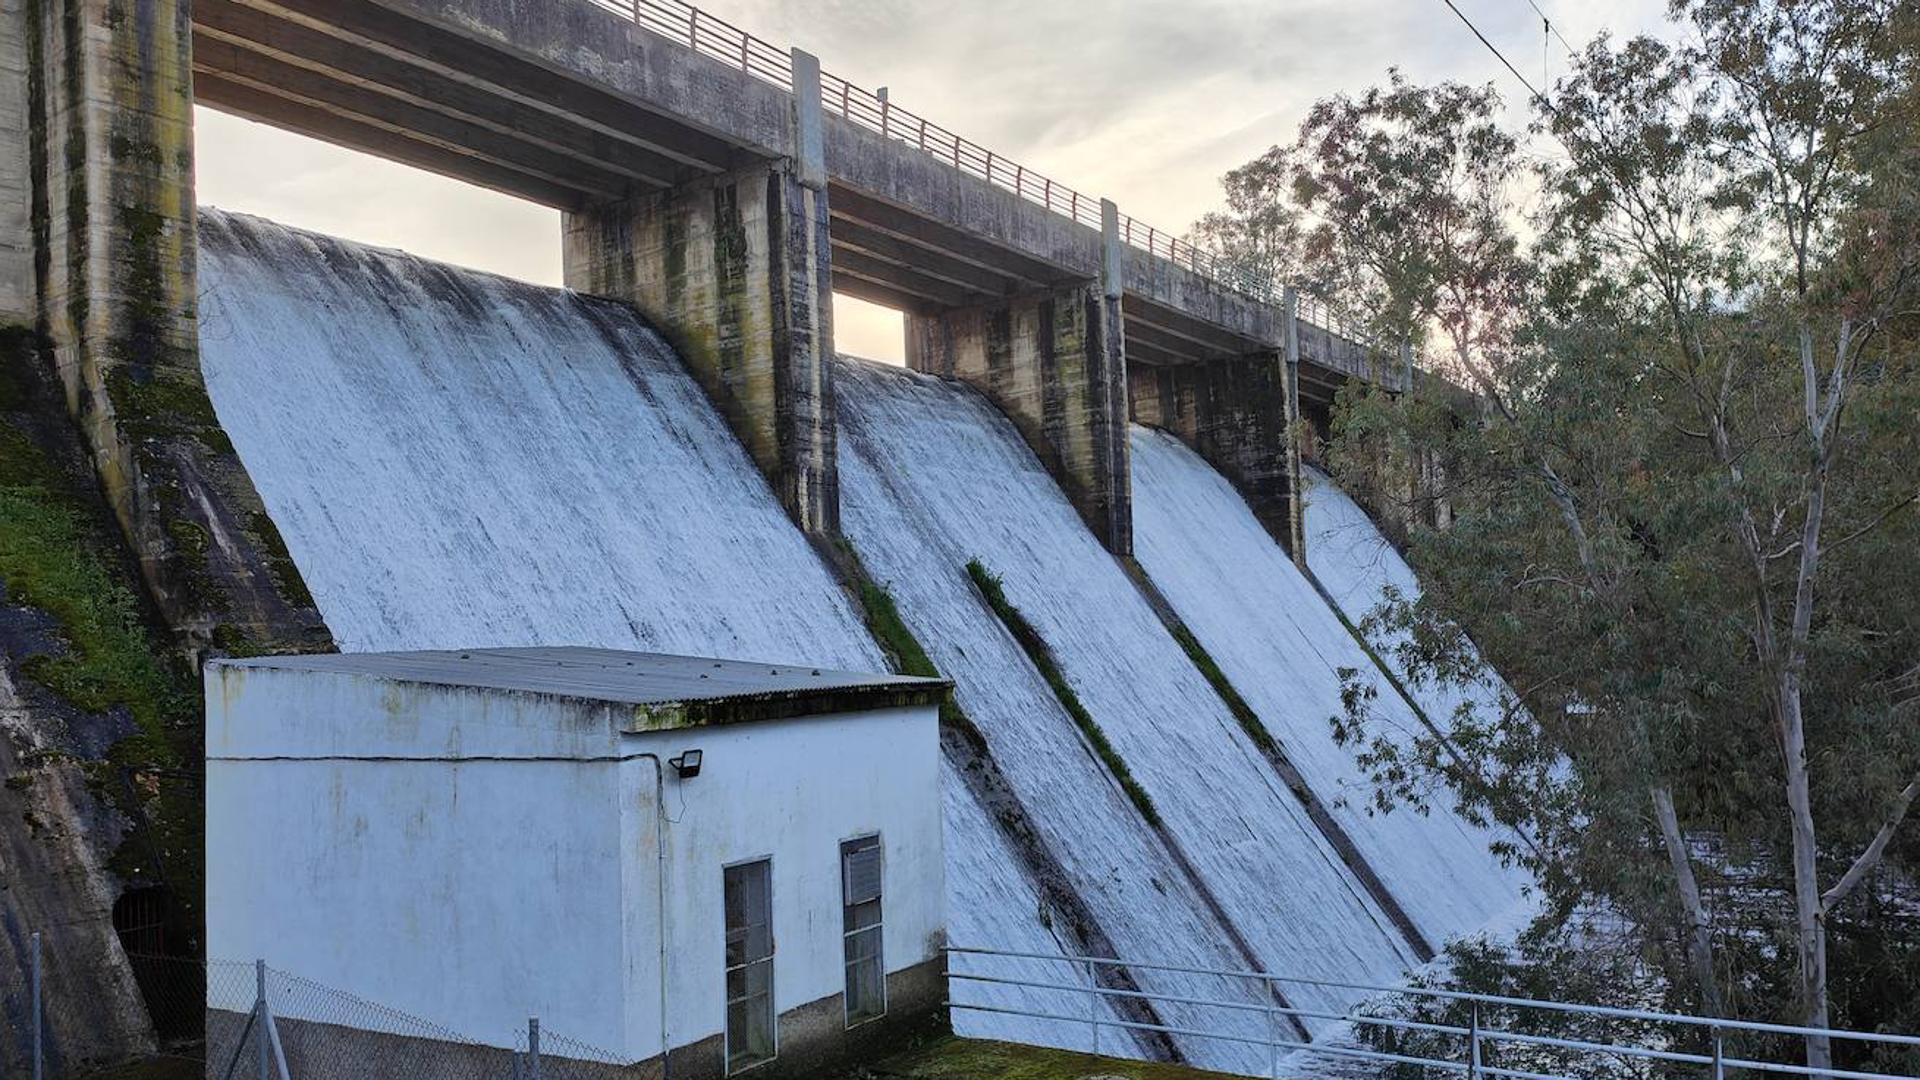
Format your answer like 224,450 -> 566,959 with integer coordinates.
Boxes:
209,646 -> 951,731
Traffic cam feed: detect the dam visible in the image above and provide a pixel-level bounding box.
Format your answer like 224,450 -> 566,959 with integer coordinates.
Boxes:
0,0 -> 1524,1073
193,211 -> 1528,1072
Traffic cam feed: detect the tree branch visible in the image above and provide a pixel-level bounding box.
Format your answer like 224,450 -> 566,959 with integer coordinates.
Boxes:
1822,773 -> 1920,911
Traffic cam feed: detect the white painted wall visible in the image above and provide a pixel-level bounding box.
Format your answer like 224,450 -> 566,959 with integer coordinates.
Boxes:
632,707 -> 946,1061
206,665 -> 944,1064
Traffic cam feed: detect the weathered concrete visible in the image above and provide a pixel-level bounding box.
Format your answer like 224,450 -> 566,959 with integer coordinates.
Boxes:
0,0 -> 31,325
905,206 -> 1130,553
183,0 -> 1381,395
19,0 -> 331,658
1130,353 -> 1298,557
564,156 -> 840,535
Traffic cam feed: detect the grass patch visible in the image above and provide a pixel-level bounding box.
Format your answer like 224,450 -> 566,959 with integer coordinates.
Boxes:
1166,620 -> 1278,756
836,539 -> 974,734
965,559 -> 1160,828
0,327 -> 202,925
864,1036 -> 1247,1080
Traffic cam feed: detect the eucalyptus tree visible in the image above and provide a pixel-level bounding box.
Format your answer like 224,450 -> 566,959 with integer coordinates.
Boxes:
1193,0 -> 1920,1064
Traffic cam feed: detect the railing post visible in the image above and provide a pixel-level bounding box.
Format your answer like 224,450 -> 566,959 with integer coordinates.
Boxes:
1467,1001 -> 1482,1079
29,931 -> 41,1080
1266,975 -> 1280,1080
685,7 -> 697,48
918,117 -> 928,151
256,960 -> 270,1080
1085,958 -> 1099,1056
877,86 -> 890,140
1712,1026 -> 1725,1080
528,1017 -> 542,1080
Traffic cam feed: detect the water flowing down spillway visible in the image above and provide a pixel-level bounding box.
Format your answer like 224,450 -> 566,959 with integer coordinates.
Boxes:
1301,466 -> 1514,755
195,210 -> 1095,1055
197,210 -> 1525,1073
835,359 -> 1444,1069
1131,428 -> 1529,953
197,209 -> 882,667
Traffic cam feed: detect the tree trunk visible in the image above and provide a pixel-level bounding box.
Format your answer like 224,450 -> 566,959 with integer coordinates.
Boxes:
1651,786 -> 1726,1017
1778,687 -> 1834,1074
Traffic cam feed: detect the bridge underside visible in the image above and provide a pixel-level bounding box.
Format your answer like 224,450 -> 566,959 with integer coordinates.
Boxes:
186,0 -> 1372,405
176,0 -> 1401,558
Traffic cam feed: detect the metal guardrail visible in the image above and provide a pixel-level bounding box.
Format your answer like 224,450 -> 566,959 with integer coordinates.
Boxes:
583,0 -> 1393,352
945,945 -> 1920,1080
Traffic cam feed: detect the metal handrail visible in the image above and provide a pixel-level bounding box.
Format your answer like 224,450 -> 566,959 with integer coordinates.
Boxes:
578,0 -> 1433,375
945,945 -> 1920,1080
580,0 -> 1398,343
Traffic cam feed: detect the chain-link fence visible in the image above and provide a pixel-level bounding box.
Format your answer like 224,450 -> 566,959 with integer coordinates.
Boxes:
5,930 -> 632,1080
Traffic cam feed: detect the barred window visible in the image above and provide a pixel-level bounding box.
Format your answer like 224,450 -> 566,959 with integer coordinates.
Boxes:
724,858 -> 775,1072
841,835 -> 886,1025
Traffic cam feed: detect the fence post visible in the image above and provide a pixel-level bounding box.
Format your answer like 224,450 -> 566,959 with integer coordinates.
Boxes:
1085,959 -> 1099,1056
255,960 -> 270,1080
528,1017 -> 542,1080
877,86 -> 890,140
1467,1001 -> 1482,1079
29,931 -> 42,1080
1712,1026 -> 1724,1080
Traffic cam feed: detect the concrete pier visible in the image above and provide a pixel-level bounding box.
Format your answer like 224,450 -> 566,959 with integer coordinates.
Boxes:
904,201 -> 1130,554
1130,352 -> 1297,556
11,0 -> 327,653
563,51 -> 839,535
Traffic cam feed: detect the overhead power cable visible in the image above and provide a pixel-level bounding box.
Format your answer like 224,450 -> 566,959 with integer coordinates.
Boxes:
1435,0 -> 1555,114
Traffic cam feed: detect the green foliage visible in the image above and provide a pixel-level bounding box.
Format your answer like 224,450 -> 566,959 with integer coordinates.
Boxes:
1165,619 -> 1276,757
0,327 -> 202,938
1199,0 -> 1920,1049
965,559 -> 1160,828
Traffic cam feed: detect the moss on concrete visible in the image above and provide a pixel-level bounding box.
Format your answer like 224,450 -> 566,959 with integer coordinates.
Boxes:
964,559 -> 1159,827
0,325 -> 202,930
834,538 -> 974,734
859,1036 -> 1246,1080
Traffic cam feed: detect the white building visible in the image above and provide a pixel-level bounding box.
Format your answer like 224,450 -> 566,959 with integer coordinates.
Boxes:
206,647 -> 949,1077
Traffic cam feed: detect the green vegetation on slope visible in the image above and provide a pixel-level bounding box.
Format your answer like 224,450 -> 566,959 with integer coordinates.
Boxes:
0,326 -> 202,925
964,559 -> 1159,827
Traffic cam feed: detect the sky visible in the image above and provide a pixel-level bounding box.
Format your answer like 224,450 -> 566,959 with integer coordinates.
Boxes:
193,0 -> 1673,362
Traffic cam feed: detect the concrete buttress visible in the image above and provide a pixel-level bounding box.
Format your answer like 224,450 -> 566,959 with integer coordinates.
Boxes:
903,201 -> 1132,555
562,49 -> 840,537
15,0 -> 331,657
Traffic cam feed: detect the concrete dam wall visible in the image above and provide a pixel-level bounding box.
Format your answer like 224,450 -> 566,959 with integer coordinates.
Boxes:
192,210 -> 1526,1071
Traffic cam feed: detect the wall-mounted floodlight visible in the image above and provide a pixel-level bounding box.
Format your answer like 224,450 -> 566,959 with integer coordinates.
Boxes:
669,749 -> 703,780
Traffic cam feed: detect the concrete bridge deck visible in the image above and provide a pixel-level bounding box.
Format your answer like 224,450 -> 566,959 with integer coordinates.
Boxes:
188,0 -> 1396,406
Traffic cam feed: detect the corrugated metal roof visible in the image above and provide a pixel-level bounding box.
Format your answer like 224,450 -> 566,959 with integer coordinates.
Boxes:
211,647 -> 947,729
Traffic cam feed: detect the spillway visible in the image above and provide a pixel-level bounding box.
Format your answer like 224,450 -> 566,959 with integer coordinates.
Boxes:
1131,428 -> 1527,952
834,359 -> 1444,1069
195,209 -> 1095,1056
196,209 -> 880,667
1301,466 -> 1513,752
196,210 -> 1522,1073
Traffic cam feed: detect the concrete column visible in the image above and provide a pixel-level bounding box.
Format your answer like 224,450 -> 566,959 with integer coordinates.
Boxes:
0,0 -> 32,325
903,201 -> 1131,554
562,49 -> 839,536
1130,351 -> 1299,557
17,0 -> 329,654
